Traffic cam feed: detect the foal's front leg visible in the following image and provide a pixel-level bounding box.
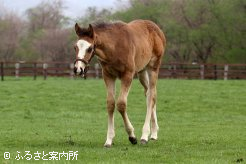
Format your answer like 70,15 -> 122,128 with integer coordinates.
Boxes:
117,72 -> 137,145
103,75 -> 116,147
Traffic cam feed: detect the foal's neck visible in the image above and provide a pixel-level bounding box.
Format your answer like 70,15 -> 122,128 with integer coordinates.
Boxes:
94,30 -> 115,62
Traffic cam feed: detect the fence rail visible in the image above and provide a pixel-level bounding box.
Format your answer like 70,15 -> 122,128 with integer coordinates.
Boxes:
0,62 -> 246,81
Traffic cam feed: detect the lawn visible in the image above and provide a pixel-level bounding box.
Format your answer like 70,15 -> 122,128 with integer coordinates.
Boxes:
0,78 -> 245,163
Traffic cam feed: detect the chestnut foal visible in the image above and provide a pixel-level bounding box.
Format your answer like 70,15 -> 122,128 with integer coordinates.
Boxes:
74,20 -> 166,147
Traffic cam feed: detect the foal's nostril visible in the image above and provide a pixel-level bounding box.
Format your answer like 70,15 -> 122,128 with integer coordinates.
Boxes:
74,67 -> 77,74
79,67 -> 84,76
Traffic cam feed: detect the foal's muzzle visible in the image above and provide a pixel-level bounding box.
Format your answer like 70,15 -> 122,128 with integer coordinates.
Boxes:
74,64 -> 89,78
74,67 -> 84,76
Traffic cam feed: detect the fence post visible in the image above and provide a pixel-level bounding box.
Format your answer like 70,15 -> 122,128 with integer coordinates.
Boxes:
43,63 -> 48,80
15,62 -> 20,79
33,63 -> 37,80
214,65 -> 217,80
224,65 -> 229,80
200,64 -> 204,80
172,64 -> 177,78
95,63 -> 100,79
1,62 -> 4,81
70,63 -> 74,79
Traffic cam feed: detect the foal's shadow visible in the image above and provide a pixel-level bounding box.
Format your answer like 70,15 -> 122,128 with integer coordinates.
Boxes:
61,135 -> 104,148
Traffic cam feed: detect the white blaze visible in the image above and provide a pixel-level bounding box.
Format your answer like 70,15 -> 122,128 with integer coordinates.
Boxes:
75,39 -> 91,73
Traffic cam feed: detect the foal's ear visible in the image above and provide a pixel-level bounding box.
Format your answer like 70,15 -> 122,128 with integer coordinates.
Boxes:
88,24 -> 94,39
75,23 -> 83,37
75,23 -> 94,38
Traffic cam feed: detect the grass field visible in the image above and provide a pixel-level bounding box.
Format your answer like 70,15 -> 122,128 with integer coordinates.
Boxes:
0,78 -> 245,163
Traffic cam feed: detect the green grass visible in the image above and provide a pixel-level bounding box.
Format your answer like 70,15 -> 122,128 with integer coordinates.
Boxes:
0,78 -> 245,163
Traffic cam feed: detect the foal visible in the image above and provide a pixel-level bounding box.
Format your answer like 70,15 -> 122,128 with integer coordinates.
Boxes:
74,20 -> 166,147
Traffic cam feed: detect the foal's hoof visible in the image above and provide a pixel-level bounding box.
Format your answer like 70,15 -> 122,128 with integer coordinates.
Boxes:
150,137 -> 157,141
104,144 -> 112,148
140,139 -> 148,145
129,137 -> 137,145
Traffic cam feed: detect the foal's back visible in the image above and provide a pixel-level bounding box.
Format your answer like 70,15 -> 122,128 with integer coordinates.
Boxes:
127,20 -> 166,72
94,20 -> 165,74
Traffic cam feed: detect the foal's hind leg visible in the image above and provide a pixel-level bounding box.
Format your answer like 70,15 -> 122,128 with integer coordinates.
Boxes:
141,69 -> 159,144
150,104 -> 159,140
138,69 -> 159,141
117,72 -> 137,145
138,69 -> 149,96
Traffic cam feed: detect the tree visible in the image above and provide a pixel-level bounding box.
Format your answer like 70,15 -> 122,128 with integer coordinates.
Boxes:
1,0 -> 245,63
0,9 -> 24,61
76,7 -> 112,26
34,29 -> 72,61
26,0 -> 67,33
208,0 -> 246,63
21,0 -> 72,62
113,0 -> 246,64
172,0 -> 216,63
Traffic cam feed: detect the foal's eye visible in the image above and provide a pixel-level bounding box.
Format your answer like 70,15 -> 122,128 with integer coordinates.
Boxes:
87,47 -> 93,53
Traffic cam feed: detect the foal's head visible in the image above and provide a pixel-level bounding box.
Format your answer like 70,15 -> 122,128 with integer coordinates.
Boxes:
74,23 -> 96,77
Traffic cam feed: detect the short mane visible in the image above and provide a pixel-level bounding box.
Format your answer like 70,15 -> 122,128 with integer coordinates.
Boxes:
92,21 -> 126,30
